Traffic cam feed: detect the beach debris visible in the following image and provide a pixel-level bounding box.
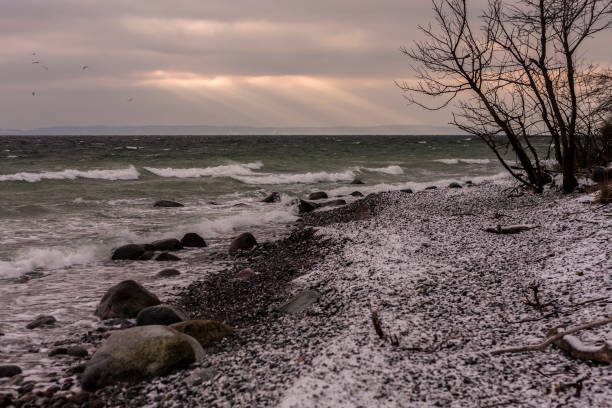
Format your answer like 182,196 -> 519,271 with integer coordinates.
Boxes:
81,325 -> 204,391
25,315 -> 56,329
151,238 -> 183,251
485,224 -> 538,234
262,192 -> 281,203
229,232 -> 258,255
153,200 -> 184,207
368,302 -> 399,346
546,327 -> 611,364
136,304 -> 188,326
170,320 -> 233,348
490,317 -> 612,358
156,252 -> 181,261
95,280 -> 160,319
278,290 -> 321,314
156,268 -> 181,278
308,191 -> 329,200
549,374 -> 590,398
523,281 -> 557,316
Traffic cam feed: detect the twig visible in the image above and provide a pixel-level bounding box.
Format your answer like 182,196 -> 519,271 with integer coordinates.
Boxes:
569,296 -> 609,308
368,302 -> 399,346
491,317 -> 612,355
426,335 -> 461,352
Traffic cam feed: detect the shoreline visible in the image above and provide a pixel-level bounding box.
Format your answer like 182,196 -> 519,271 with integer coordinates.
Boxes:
2,180 -> 611,407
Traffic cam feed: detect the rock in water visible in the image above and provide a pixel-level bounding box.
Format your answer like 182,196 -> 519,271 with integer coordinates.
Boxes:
156,252 -> 181,261
153,200 -> 184,208
351,179 -> 365,185
157,268 -> 181,278
151,238 -> 183,251
0,365 -> 22,378
180,233 -> 207,248
81,325 -> 204,391
170,320 -> 233,348
449,182 -> 462,188
425,186 -> 438,190
278,290 -> 321,314
261,192 -> 281,203
111,244 -> 147,260
350,191 -> 364,197
228,232 -> 257,255
138,251 -> 155,260
136,305 -> 188,326
25,315 -> 56,329
308,191 -> 328,200
297,199 -> 317,214
95,280 -> 160,320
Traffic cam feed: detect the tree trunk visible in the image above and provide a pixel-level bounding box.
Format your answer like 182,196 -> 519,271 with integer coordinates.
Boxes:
563,143 -> 578,193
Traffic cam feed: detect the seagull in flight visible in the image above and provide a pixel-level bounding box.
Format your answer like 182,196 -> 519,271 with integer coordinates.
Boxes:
82,65 -> 89,70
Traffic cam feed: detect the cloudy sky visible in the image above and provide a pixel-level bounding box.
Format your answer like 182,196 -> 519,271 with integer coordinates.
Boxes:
1,0 -> 610,130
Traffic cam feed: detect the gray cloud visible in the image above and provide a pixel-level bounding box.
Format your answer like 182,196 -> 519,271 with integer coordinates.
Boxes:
0,0 -> 610,129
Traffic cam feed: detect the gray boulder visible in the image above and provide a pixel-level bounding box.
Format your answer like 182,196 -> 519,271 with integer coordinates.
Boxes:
153,200 -> 184,208
0,365 -> 22,378
350,191 -> 364,197
180,233 -> 207,248
157,268 -> 181,278
170,320 -> 233,348
400,188 -> 413,193
136,305 -> 188,326
26,315 -> 56,329
425,186 -> 438,190
449,182 -> 462,189
351,179 -> 365,185
151,239 -> 183,251
308,192 -> 328,200
297,199 -> 317,214
228,232 -> 257,255
111,244 -> 147,260
156,252 -> 181,261
138,251 -> 155,261
95,280 -> 160,320
261,192 -> 281,203
81,325 -> 204,391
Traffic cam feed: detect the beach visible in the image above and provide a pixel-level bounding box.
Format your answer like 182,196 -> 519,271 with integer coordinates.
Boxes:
2,177 -> 609,407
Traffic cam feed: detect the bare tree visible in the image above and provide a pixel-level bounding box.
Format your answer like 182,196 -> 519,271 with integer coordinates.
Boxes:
400,0 -> 612,193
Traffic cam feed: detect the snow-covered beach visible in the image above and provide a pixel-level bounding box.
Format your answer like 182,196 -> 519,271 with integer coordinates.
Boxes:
36,179 -> 607,408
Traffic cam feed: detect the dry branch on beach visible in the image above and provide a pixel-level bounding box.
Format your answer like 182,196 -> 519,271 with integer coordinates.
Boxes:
485,224 -> 539,234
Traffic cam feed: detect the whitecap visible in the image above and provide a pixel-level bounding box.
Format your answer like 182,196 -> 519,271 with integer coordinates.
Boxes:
363,165 -> 404,175
143,162 -> 263,178
0,246 -> 100,279
0,165 -> 140,182
433,158 -> 490,165
232,170 -> 356,185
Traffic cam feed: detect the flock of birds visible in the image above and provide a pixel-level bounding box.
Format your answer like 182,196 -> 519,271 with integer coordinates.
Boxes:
30,52 -> 133,102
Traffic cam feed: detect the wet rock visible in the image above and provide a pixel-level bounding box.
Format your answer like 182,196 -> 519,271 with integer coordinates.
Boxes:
449,182 -> 462,189
111,244 -> 147,260
151,238 -> 183,251
465,180 -> 473,185
297,199 -> 317,214
351,179 -> 365,184
278,290 -> 321,314
425,186 -> 438,190
0,365 -> 22,378
26,315 -> 56,329
49,347 -> 68,357
308,192 -> 328,200
170,320 -> 233,348
81,325 -> 204,391
153,200 -> 184,208
261,192 -> 281,203
400,188 -> 413,193
350,191 -> 364,197
157,268 -> 181,278
137,251 -> 155,261
156,252 -> 181,261
95,280 -> 160,320
235,268 -> 256,282
67,346 -> 88,358
180,233 -> 207,248
136,305 -> 188,326
319,199 -> 347,208
228,232 -> 257,255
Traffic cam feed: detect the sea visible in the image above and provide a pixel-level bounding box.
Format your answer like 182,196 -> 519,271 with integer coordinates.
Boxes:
0,134 -> 536,381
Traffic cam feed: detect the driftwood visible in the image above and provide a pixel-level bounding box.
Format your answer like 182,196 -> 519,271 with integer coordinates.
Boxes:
368,302 -> 399,346
546,327 -> 612,364
485,224 -> 538,234
491,317 -> 612,356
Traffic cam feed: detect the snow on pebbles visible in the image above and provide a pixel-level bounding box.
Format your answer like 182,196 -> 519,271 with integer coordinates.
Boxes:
100,181 -> 610,408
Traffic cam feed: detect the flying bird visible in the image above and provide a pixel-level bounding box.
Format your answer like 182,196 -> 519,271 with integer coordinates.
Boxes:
32,91 -> 36,96
82,65 -> 89,70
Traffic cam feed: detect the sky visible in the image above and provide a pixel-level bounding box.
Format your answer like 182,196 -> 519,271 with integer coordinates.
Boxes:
1,0 -> 611,130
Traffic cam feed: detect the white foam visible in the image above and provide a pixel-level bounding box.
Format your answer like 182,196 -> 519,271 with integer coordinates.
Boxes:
6,155 -> 18,159
433,158 -> 491,165
363,165 -> 404,175
233,170 -> 356,185
0,246 -> 100,278
0,165 -> 140,182
144,161 -> 263,178
190,207 -> 297,238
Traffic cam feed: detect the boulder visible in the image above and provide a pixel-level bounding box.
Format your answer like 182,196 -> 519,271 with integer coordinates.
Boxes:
95,280 -> 160,320
157,268 -> 181,278
425,186 -> 438,190
449,182 -> 462,189
81,325 -> 204,391
0,365 -> 22,378
170,320 -> 233,348
180,233 -> 207,248
111,244 -> 147,261
228,232 -> 257,255
278,290 -> 321,314
319,199 -> 347,208
261,192 -> 281,203
26,315 -> 56,329
400,188 -> 413,193
138,251 -> 155,261
151,239 -> 183,251
351,179 -> 365,185
136,305 -> 188,326
350,191 -> 364,197
156,252 -> 181,261
308,192 -> 328,200
297,199 -> 317,214
153,200 -> 184,208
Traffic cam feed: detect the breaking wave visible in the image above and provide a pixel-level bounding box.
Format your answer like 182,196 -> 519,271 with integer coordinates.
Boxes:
143,162 -> 263,178
0,246 -> 100,279
433,158 -> 491,165
232,170 -> 356,185
362,165 -> 404,175
0,165 -> 140,183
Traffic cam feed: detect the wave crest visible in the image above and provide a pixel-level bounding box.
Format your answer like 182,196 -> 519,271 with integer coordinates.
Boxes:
363,165 -> 404,175
143,161 -> 263,178
0,165 -> 139,182
433,158 -> 491,165
232,170 -> 356,185
0,246 -> 99,278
